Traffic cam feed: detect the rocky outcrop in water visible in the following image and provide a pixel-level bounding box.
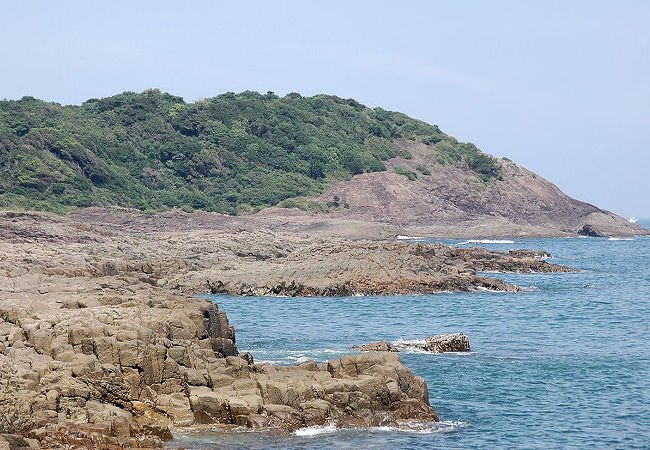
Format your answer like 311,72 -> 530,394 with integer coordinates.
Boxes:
355,334 -> 471,354
189,352 -> 437,431
419,333 -> 471,353
578,224 -> 605,237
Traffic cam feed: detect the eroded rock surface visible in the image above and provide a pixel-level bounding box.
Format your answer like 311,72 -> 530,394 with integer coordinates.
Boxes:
0,211 -> 576,446
54,209 -> 575,297
0,212 -> 444,447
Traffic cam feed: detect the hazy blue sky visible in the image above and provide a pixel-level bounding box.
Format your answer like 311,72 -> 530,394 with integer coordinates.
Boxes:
2,1 -> 649,217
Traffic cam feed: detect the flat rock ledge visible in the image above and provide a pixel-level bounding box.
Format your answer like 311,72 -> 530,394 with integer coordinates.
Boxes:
355,333 -> 471,354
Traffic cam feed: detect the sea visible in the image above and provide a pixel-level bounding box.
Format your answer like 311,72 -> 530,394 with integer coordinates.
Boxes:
168,220 -> 650,449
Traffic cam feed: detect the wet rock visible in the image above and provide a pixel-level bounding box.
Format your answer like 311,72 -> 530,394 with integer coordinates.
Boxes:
422,333 -> 471,353
352,341 -> 399,352
508,249 -> 551,258
359,333 -> 472,353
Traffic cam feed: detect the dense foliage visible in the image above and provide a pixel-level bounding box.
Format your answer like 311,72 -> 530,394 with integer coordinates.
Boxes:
0,89 -> 501,214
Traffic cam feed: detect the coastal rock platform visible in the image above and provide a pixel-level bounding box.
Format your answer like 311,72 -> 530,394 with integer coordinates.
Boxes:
0,211 -> 573,446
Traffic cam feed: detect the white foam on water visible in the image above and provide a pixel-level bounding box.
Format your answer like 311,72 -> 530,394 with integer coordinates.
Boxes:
253,359 -> 282,365
291,356 -> 312,364
457,239 -> 515,245
294,421 -> 469,437
371,420 -> 470,434
294,423 -> 338,436
474,286 -> 502,293
392,338 -> 426,346
521,286 -> 539,292
391,338 -> 429,354
608,237 -> 633,241
396,235 -> 425,240
255,348 -> 350,365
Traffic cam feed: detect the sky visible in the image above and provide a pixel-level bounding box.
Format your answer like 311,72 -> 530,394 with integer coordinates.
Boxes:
2,1 -> 649,218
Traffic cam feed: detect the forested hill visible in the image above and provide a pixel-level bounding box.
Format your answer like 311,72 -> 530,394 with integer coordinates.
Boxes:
0,89 -> 502,214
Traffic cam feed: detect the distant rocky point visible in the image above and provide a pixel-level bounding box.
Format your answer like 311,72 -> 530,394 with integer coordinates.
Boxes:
1,90 -> 646,238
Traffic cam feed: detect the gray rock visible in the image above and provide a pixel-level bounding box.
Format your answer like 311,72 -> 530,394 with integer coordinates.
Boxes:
423,333 -> 471,353
352,341 -> 399,352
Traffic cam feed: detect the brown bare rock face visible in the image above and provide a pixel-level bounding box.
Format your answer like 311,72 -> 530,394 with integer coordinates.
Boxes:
0,210 -> 579,446
247,140 -> 648,239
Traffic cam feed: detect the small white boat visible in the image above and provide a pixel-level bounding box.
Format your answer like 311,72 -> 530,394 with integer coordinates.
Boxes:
628,217 -> 638,224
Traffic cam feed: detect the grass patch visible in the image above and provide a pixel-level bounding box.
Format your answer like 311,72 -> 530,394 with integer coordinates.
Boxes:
278,198 -> 331,213
416,164 -> 431,175
393,166 -> 418,181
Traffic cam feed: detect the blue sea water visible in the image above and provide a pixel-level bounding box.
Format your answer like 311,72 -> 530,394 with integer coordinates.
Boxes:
169,229 -> 650,449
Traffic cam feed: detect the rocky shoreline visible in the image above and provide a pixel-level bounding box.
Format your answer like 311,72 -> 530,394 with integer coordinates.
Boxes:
0,211 -> 575,447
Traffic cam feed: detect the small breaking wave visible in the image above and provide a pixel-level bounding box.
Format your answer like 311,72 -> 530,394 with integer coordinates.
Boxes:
377,420 -> 470,434
392,338 -> 426,346
396,235 -> 425,240
295,423 -> 338,436
390,338 -> 429,354
474,286 -> 503,293
294,420 -> 469,437
251,348 -> 351,365
457,239 -> 515,245
608,237 -> 633,241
